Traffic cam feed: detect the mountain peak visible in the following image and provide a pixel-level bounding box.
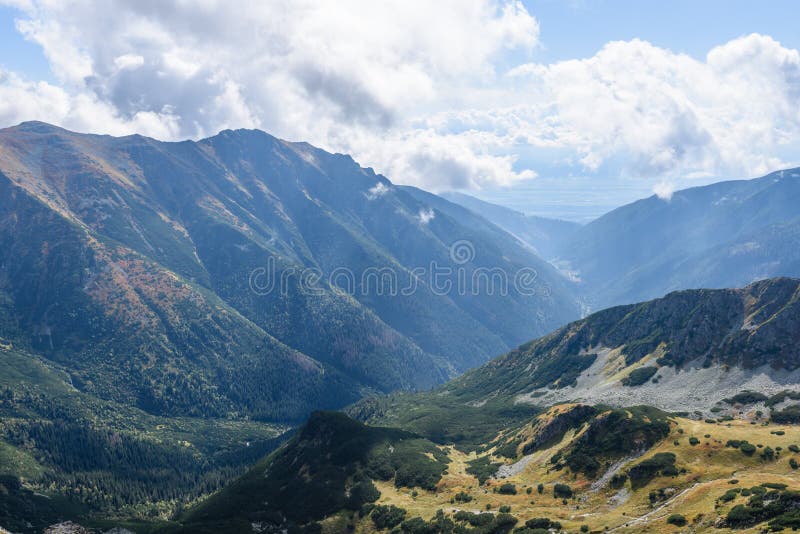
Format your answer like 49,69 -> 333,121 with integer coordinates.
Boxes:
3,120 -> 69,135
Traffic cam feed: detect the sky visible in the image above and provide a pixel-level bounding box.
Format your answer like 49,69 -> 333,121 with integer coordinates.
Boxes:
1,0 -> 799,220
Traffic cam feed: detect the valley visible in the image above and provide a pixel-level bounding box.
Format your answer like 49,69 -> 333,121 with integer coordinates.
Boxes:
0,124 -> 798,533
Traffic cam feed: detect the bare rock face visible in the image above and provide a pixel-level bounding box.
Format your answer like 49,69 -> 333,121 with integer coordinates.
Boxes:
435,277 -> 800,413
43,523 -> 90,534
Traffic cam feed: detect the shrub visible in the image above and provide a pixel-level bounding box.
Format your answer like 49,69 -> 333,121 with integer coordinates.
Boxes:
719,489 -> 740,502
348,477 -> 380,508
610,473 -> 627,489
581,526 -> 589,533
498,505 -> 511,513
537,483 -> 544,494
372,505 -> 407,530
790,458 -> 798,470
454,491 -> 472,503
688,437 -> 700,446
498,483 -> 517,495
771,405 -> 800,424
789,444 -> 800,453
466,456 -> 501,485
627,453 -> 678,489
667,514 -> 687,526
740,442 -> 757,456
621,366 -> 658,386
553,484 -> 573,499
525,518 -> 561,530
724,391 -> 768,405
760,447 -> 775,461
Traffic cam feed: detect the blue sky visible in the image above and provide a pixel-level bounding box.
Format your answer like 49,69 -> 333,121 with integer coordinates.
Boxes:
526,0 -> 799,62
1,1 -> 799,220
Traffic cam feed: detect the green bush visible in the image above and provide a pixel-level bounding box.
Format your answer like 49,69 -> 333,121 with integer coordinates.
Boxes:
621,366 -> 658,386
771,405 -> 800,424
524,517 -> 562,530
454,491 -> 472,503
719,489 -> 740,502
688,437 -> 700,446
553,484 -> 572,499
667,514 -> 687,526
627,453 -> 678,489
610,473 -> 627,489
498,483 -> 517,495
466,456 -> 501,485
724,391 -> 768,405
372,505 -> 407,530
740,442 -> 757,456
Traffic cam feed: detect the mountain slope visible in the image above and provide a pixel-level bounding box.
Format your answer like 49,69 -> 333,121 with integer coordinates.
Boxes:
561,169 -> 800,309
440,191 -> 581,260
0,121 -> 580,421
175,407 -> 800,534
357,278 -> 800,432
169,279 -> 800,533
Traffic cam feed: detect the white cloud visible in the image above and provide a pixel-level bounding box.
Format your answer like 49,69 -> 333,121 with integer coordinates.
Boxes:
417,208 -> 436,225
365,182 -> 390,200
507,35 -> 800,179
653,181 -> 675,201
0,1 -> 798,191
0,0 -> 539,189
113,54 -> 145,72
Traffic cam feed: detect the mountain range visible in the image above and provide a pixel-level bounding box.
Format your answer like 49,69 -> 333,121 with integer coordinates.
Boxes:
1,122 -> 799,533
446,171 -> 800,312
0,121 -> 579,422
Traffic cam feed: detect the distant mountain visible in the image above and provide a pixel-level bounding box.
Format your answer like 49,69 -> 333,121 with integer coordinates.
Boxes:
561,169 -> 800,309
0,121 -> 580,422
440,191 -> 581,259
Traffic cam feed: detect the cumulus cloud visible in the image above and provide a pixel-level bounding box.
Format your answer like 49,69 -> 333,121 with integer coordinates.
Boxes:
506,35 -> 800,178
0,1 -> 799,190
0,0 -> 539,188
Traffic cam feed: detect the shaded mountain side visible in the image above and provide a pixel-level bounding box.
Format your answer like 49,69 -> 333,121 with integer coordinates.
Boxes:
0,345 -> 290,530
349,278 -> 800,433
561,168 -> 800,309
432,277 -> 800,405
181,411 -> 451,532
0,121 -> 581,420
440,191 -> 581,259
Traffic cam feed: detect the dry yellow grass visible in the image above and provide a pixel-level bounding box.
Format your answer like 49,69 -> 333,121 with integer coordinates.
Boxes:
351,417 -> 800,533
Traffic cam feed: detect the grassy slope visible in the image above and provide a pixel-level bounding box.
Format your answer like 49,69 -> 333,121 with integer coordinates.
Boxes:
168,406 -> 800,534
357,415 -> 800,533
